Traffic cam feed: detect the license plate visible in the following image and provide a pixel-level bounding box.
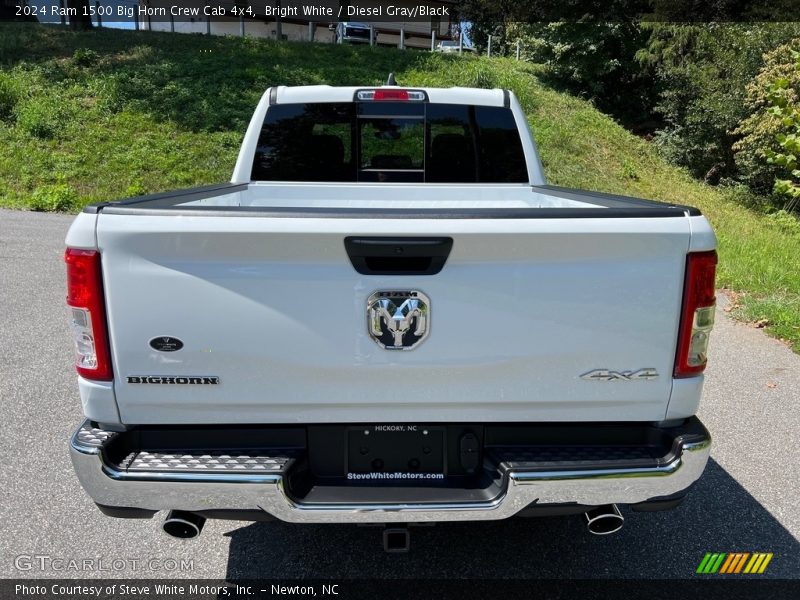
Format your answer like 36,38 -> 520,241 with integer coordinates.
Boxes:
346,425 -> 444,476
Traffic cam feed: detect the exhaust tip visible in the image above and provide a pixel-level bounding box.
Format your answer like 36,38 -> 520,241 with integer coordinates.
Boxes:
162,510 -> 205,539
584,504 -> 624,535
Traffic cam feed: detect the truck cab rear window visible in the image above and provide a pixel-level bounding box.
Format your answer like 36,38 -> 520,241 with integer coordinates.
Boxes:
251,102 -> 528,183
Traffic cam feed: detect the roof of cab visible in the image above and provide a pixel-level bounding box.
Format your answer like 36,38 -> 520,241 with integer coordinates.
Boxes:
271,85 -> 508,107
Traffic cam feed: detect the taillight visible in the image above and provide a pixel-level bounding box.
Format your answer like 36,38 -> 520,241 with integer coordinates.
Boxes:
674,250 -> 717,378
65,248 -> 112,381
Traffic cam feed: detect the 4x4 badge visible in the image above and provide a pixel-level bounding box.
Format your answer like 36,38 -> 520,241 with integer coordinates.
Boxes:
580,368 -> 659,381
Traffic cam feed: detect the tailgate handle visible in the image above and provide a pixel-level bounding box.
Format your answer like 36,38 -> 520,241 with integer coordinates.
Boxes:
344,237 -> 453,275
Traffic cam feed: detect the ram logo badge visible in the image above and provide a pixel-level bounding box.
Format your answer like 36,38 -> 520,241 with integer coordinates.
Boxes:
367,291 -> 430,350
580,368 -> 659,381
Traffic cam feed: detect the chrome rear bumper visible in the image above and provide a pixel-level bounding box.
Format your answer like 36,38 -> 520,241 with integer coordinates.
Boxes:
70,420 -> 711,524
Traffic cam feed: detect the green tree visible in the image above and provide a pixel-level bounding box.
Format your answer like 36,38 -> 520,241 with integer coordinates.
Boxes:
67,0 -> 93,31
507,21 -> 655,127
764,50 -> 800,212
458,0 -> 514,53
637,23 -> 800,183
734,40 -> 800,199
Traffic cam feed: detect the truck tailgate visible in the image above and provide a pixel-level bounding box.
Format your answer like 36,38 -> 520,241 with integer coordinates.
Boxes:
97,213 -> 690,424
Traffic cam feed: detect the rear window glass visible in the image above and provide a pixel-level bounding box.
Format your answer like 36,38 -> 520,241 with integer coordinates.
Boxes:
251,102 -> 528,183
345,27 -> 370,39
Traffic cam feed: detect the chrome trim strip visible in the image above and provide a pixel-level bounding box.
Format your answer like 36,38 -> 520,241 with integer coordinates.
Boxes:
509,461 -> 681,482
69,420 -> 711,524
101,464 -> 282,485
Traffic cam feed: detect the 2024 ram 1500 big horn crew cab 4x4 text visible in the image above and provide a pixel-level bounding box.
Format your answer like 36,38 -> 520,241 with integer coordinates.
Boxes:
66,82 -> 715,544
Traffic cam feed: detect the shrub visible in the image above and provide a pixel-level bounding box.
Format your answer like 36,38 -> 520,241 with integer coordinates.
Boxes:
28,184 -> 79,212
734,40 -> 800,197
0,71 -> 19,121
15,96 -> 62,138
766,209 -> 800,233
71,48 -> 99,67
124,180 -> 147,197
765,80 -> 800,212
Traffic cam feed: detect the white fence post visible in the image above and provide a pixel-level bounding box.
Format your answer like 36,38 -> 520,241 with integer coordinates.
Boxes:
516,39 -> 521,60
487,35 -> 492,56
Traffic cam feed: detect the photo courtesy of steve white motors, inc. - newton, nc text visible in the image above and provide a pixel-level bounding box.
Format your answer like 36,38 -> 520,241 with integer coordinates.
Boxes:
1,0 -> 800,599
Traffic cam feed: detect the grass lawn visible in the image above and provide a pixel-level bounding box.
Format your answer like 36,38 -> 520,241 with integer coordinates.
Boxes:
1,23 -> 799,351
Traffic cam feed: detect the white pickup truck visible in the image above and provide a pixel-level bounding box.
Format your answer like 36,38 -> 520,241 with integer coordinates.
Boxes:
67,81 -> 715,550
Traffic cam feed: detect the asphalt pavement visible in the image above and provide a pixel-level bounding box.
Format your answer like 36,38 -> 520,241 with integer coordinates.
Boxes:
0,208 -> 798,580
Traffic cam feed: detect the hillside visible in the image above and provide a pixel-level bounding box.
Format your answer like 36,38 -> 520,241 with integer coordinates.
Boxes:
1,23 -> 798,351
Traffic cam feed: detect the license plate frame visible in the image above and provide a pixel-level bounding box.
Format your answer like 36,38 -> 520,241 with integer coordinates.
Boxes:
346,425 -> 445,476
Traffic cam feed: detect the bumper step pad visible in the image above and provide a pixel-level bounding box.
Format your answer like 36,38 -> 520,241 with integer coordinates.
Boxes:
489,444 -> 661,472
75,422 -> 118,448
121,450 -> 293,474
